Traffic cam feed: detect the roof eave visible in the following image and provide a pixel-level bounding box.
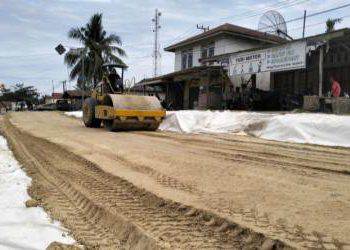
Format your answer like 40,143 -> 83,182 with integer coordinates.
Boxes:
164,30 -> 284,52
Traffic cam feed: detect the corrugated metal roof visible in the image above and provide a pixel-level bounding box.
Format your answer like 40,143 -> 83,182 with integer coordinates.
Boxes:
137,65 -> 223,86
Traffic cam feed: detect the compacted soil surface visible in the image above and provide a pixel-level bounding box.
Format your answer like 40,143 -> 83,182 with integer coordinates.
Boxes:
1,111 -> 349,249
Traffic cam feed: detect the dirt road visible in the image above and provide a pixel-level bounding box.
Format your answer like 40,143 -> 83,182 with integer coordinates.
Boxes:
1,112 -> 350,249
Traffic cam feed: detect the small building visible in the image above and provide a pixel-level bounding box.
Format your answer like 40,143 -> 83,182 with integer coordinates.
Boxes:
205,28 -> 350,98
139,23 -> 285,110
272,29 -> 350,97
52,92 -> 63,101
137,66 -> 228,109
62,90 -> 90,110
44,92 -> 63,105
129,84 -> 163,96
204,28 -> 350,111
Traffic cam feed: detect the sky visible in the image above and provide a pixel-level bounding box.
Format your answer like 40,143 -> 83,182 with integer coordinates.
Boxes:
0,0 -> 349,95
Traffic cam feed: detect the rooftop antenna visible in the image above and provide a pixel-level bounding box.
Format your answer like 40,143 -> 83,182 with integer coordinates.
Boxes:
152,9 -> 161,77
197,24 -> 209,32
258,10 -> 293,40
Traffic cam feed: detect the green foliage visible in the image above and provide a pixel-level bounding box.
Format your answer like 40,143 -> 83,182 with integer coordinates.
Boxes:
0,83 -> 39,109
326,18 -> 342,33
64,13 -> 126,90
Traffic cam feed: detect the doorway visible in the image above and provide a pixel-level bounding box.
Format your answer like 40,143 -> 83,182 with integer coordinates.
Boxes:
189,86 -> 199,109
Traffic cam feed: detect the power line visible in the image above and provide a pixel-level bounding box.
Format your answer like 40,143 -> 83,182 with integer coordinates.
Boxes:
163,27 -> 198,47
165,0 -> 296,43
3,2 -> 350,83
82,0 -> 309,51
2,12 -> 348,66
163,30 -> 201,49
163,0 -> 310,47
288,13 -> 350,33
259,2 -> 350,32
0,15 -> 350,65
216,0 -> 310,23
157,19 -> 349,56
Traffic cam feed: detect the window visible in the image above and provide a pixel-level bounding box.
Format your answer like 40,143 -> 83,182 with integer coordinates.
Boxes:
201,43 -> 215,59
188,52 -> 193,68
201,48 -> 208,59
181,53 -> 187,70
181,50 -> 193,70
208,46 -> 215,58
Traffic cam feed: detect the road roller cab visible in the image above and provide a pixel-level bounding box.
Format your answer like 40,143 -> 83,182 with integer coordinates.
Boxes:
83,63 -> 166,131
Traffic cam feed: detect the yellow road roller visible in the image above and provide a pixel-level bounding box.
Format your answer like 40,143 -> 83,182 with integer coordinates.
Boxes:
82,64 -> 166,131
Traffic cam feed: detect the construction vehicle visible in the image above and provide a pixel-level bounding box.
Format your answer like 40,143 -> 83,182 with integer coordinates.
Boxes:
82,63 -> 166,131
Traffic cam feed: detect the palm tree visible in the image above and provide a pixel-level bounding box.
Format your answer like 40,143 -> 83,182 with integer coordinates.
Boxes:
326,18 -> 342,33
64,13 -> 126,90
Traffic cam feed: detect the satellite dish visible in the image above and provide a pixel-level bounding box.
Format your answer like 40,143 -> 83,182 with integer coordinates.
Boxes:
258,10 -> 288,39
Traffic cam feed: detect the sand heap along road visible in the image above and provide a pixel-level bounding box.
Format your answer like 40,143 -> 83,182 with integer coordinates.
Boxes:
1,111 -> 349,249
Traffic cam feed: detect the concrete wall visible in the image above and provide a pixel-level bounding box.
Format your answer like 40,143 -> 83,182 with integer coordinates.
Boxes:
256,72 -> 271,91
214,37 -> 262,55
174,51 -> 181,71
193,45 -> 201,68
173,36 -> 264,71
174,45 -> 201,71
172,35 -> 271,90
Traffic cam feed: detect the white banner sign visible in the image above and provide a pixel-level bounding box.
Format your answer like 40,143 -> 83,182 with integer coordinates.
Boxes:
229,40 -> 306,76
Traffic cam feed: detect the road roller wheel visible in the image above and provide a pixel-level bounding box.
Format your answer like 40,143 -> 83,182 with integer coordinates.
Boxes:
146,122 -> 160,131
82,98 -> 101,128
103,119 -> 114,131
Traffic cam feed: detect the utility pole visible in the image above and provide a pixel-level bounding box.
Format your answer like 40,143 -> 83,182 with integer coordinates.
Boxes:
319,47 -> 324,97
196,24 -> 209,32
62,80 -> 67,93
81,50 -> 85,104
152,9 -> 161,77
302,10 -> 307,38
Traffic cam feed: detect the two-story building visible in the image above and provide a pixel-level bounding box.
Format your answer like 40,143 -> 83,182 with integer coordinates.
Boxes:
137,23 -> 285,110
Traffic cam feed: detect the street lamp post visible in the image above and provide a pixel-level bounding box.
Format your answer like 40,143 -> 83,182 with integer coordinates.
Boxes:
56,44 -> 86,109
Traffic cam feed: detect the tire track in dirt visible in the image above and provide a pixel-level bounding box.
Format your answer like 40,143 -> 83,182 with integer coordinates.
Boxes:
3,124 -> 126,248
1,118 -> 290,249
66,136 -> 198,193
72,140 -> 198,194
136,131 -> 350,177
204,149 -> 350,177
139,131 -> 350,158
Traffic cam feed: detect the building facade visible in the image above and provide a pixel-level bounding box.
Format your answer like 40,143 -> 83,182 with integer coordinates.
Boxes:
137,25 -> 350,112
204,28 -> 350,111
138,23 -> 285,110
165,23 -> 285,91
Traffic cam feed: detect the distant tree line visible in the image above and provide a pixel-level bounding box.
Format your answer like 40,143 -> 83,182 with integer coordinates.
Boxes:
0,83 -> 40,110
